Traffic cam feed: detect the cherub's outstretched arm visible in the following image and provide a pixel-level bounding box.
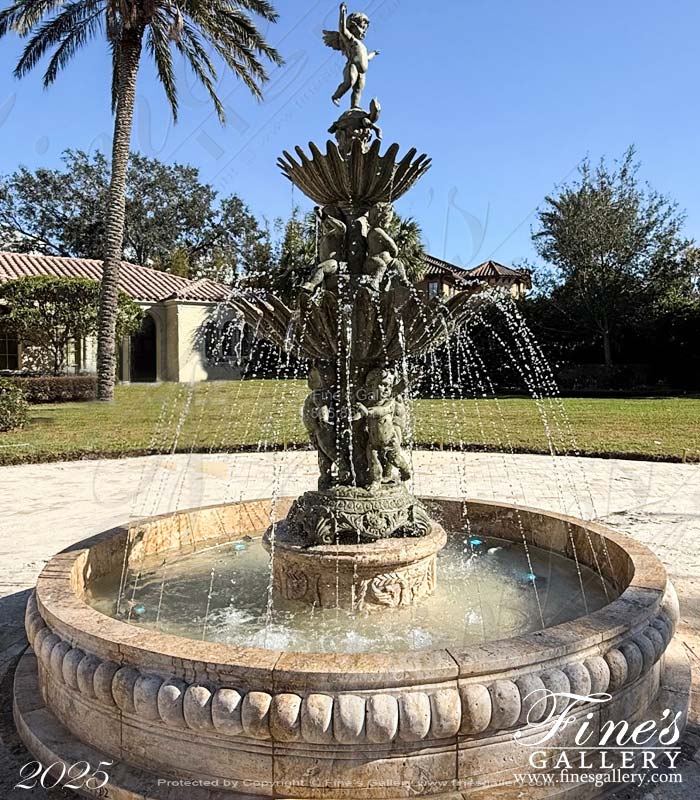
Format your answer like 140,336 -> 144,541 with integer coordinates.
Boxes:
359,401 -> 394,419
339,3 -> 350,41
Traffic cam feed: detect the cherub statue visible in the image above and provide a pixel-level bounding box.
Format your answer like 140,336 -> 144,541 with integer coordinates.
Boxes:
362,203 -> 411,290
382,392 -> 409,481
323,3 -> 380,108
302,364 -> 345,490
356,367 -> 412,489
301,206 -> 347,293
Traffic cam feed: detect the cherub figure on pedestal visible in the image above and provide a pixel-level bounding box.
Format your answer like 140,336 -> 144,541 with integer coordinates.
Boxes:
356,367 -> 412,490
301,206 -> 347,293
323,3 -> 380,108
362,203 -> 411,291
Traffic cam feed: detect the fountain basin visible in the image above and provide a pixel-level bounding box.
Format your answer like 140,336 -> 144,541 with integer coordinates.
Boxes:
16,497 -> 690,799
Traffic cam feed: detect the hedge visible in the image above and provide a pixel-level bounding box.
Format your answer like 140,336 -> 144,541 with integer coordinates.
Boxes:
0,377 -> 29,431
7,375 -> 97,404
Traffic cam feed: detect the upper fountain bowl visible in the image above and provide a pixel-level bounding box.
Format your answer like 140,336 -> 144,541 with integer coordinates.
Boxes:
231,283 -> 483,362
278,139 -> 432,207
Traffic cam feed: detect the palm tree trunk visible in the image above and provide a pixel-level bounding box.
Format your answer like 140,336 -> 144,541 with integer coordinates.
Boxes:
96,29 -> 143,401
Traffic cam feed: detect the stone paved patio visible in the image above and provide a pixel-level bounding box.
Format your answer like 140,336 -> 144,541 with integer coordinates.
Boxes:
1,451 -> 698,797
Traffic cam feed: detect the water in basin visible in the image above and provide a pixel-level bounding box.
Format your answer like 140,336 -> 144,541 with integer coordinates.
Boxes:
86,532 -> 614,654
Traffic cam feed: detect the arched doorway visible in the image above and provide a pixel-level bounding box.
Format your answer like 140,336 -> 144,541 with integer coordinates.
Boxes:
130,314 -> 157,382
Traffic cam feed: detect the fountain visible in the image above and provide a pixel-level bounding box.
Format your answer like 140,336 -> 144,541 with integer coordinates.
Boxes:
14,6 -> 690,798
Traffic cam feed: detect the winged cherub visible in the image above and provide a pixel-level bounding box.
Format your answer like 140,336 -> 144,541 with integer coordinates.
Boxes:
323,3 -> 380,108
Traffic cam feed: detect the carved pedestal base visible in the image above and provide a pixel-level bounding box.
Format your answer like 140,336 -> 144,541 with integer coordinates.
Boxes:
263,521 -> 446,610
286,483 -> 433,546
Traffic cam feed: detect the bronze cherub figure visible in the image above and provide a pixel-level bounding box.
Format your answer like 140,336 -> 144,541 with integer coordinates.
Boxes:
323,2 -> 380,108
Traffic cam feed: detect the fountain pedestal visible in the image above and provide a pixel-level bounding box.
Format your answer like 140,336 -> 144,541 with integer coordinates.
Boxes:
264,518 -> 446,610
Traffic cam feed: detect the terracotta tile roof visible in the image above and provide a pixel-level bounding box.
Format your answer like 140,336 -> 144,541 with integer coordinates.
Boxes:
423,254 -> 469,279
167,277 -> 233,302
0,251 -> 231,303
466,260 -> 528,281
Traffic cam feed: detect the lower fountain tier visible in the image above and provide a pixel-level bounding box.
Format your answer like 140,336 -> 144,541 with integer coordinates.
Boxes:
263,520 -> 447,610
17,497 -> 691,799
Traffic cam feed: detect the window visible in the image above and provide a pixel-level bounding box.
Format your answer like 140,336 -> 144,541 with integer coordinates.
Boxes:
65,338 -> 83,373
0,331 -> 19,371
428,281 -> 440,299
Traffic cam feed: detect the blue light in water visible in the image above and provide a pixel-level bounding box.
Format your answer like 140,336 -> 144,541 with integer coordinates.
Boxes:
133,604 -> 146,617
233,541 -> 248,552
469,537 -> 483,547
525,573 -> 538,583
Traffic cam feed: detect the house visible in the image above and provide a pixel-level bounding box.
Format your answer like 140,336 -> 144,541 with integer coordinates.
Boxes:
417,256 -> 532,300
466,260 -> 532,298
418,254 -> 470,300
0,251 -> 243,382
0,251 -> 533,383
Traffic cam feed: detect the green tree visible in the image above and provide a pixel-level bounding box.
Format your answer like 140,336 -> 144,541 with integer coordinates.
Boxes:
0,150 -> 272,281
387,214 -> 426,281
0,276 -> 142,374
190,194 -> 275,283
276,208 -> 317,300
0,1 -> 282,400
0,149 -> 108,256
533,147 -> 689,366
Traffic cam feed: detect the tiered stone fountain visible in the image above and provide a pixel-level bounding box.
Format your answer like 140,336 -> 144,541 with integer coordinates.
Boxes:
14,6 -> 691,799
231,3 -> 482,612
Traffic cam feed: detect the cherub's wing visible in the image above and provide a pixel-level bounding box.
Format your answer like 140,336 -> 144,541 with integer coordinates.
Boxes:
322,30 -> 343,51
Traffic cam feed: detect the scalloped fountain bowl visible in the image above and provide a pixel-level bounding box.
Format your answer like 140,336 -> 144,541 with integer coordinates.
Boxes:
231,284 -> 483,362
15,497 -> 690,799
277,140 -> 432,207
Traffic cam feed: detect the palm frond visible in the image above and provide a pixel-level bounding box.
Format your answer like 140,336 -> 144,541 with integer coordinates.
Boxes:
226,0 -> 279,23
185,1 -> 282,71
147,10 -> 178,119
41,8 -> 103,85
176,22 -> 224,122
109,36 -> 121,111
14,1 -> 103,79
2,0 -> 282,125
0,1 -> 66,37
182,0 -> 279,24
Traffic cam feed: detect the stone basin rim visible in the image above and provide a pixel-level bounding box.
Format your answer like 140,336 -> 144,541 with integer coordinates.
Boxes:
32,496 -> 670,688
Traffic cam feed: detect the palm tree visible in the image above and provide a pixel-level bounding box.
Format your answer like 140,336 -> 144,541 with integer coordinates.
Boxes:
389,215 -> 426,282
0,1 -> 282,400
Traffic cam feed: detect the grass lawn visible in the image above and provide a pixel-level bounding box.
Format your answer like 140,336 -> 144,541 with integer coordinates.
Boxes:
0,382 -> 699,465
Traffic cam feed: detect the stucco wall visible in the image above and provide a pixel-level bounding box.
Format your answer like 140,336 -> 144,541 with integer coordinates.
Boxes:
164,300 -> 242,383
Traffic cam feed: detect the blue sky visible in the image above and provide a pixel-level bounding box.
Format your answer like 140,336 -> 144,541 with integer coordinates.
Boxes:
0,0 -> 698,269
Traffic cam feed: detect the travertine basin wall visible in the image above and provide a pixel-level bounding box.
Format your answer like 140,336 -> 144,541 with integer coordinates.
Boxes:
265,521 -> 447,610
17,498 -> 689,799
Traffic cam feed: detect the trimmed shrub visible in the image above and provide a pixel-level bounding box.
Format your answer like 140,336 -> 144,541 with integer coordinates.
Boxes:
0,377 -> 29,431
9,375 -> 97,404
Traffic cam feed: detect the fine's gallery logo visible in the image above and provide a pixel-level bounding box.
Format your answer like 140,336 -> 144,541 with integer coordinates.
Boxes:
514,690 -> 683,785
